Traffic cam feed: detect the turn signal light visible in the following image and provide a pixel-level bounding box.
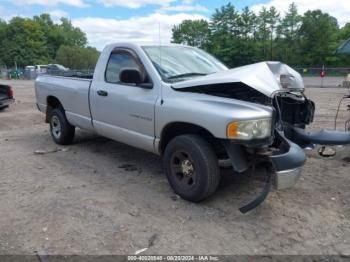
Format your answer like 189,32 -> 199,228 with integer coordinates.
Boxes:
227,122 -> 239,138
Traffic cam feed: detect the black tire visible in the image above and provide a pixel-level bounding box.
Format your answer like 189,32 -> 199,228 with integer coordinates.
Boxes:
49,108 -> 75,145
0,105 -> 9,111
163,134 -> 220,202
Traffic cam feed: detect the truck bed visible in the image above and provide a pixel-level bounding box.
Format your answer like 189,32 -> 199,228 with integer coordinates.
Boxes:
35,75 -> 93,130
45,70 -> 94,79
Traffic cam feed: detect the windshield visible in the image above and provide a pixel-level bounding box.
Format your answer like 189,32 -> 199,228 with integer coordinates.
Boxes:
142,46 -> 228,82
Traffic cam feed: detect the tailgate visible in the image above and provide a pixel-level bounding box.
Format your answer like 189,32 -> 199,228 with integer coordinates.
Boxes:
0,93 -> 8,101
0,85 -> 11,101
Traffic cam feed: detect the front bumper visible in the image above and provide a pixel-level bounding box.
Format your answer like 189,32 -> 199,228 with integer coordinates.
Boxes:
269,132 -> 306,189
222,131 -> 306,213
274,167 -> 302,190
237,132 -> 306,213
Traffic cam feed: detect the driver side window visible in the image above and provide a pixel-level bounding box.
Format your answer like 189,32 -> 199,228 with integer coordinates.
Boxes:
105,51 -> 140,83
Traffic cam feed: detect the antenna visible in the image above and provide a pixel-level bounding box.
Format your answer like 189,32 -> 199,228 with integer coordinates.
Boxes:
158,21 -> 162,68
158,21 -> 164,105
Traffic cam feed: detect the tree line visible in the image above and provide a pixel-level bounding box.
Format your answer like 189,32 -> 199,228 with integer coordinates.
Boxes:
1,4 -> 349,70
0,14 -> 99,69
172,3 -> 350,68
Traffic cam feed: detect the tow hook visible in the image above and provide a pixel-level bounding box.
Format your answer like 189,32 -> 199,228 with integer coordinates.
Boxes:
239,172 -> 272,214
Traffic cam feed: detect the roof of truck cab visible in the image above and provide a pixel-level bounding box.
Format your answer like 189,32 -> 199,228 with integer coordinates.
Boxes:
103,42 -> 193,50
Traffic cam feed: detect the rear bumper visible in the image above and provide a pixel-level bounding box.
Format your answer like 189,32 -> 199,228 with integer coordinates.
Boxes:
0,98 -> 14,107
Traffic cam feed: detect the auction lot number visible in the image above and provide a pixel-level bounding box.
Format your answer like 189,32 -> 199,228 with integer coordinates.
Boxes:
128,255 -> 219,261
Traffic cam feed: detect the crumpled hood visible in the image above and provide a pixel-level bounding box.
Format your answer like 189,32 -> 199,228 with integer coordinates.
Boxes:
172,61 -> 304,97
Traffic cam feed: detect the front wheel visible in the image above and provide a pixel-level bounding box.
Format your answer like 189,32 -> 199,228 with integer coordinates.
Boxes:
49,108 -> 75,145
163,135 -> 220,202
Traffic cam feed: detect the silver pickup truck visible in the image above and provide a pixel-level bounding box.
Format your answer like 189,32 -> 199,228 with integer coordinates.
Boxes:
35,43 -> 350,212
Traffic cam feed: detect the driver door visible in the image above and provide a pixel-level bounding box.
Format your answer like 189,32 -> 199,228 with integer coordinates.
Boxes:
90,48 -> 158,152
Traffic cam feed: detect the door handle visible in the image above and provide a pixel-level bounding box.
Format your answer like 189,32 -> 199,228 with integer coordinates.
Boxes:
97,90 -> 108,96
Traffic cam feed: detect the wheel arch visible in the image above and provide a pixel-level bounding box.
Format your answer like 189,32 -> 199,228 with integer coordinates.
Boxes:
46,96 -> 64,123
158,122 -> 226,157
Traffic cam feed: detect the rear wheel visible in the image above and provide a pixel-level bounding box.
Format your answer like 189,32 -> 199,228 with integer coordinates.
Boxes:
163,134 -> 220,202
49,108 -> 75,145
0,105 -> 9,111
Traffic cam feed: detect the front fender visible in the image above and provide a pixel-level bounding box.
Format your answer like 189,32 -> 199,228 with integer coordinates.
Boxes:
156,90 -> 273,140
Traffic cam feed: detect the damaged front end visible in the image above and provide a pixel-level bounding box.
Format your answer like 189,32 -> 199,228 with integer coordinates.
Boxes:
273,90 -> 350,159
173,61 -> 350,213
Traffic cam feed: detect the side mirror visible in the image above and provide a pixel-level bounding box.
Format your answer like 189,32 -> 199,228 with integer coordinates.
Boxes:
119,69 -> 153,89
120,68 -> 143,85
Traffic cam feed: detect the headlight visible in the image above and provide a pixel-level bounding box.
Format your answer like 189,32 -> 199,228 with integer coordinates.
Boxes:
227,118 -> 272,140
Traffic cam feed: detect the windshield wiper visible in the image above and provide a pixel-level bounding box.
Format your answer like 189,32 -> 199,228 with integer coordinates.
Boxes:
167,72 -> 207,80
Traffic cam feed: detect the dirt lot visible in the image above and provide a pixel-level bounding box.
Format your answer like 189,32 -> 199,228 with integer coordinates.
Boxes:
0,79 -> 349,255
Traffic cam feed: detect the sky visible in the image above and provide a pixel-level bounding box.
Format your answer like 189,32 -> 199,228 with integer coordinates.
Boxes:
0,0 -> 349,50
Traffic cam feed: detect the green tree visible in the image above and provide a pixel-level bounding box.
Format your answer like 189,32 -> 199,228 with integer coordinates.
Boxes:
171,3 -> 350,67
172,19 -> 210,47
299,10 -> 339,66
236,7 -> 259,64
208,3 -> 241,66
257,7 -> 270,60
276,3 -> 302,65
0,19 -> 7,66
59,18 -> 87,47
257,7 -> 280,60
337,22 -> 350,41
0,14 -> 89,68
238,7 -> 257,39
1,17 -> 48,67
34,14 -> 65,59
55,45 -> 99,69
267,7 -> 280,60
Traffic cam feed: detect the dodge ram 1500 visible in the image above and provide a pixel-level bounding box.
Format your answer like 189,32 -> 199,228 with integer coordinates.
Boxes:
35,43 -> 350,212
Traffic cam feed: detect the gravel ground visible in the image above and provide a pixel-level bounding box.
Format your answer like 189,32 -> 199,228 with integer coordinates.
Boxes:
0,79 -> 349,255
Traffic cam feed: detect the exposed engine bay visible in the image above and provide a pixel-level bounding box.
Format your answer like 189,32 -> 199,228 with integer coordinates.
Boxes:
172,61 -> 320,140
273,92 -> 315,128
178,82 -> 316,134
